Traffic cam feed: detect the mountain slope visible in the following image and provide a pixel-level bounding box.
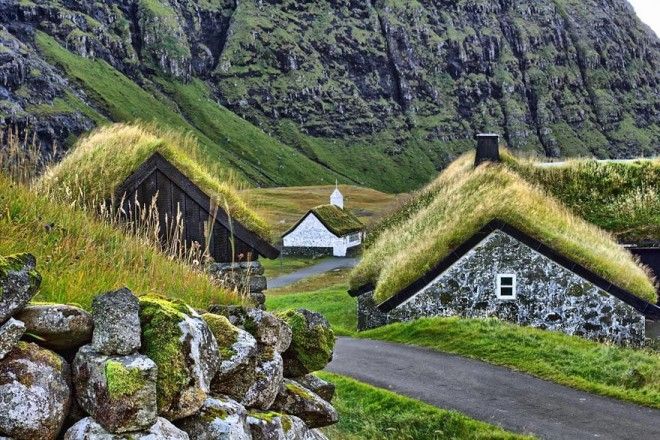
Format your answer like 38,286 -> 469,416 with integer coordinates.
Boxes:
0,0 -> 658,191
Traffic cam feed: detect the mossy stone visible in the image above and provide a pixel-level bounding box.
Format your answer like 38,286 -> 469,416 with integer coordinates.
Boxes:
278,309 -> 335,376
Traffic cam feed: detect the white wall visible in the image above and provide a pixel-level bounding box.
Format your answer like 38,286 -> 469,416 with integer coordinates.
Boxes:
283,214 -> 338,248
283,214 -> 362,257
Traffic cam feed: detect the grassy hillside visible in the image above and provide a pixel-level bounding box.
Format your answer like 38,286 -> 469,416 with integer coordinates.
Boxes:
267,282 -> 660,408
319,373 -> 532,440
244,185 -> 403,237
0,175 -> 237,309
34,32 -> 343,188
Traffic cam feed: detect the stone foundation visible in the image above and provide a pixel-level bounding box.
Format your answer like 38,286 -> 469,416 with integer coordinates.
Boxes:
208,261 -> 268,308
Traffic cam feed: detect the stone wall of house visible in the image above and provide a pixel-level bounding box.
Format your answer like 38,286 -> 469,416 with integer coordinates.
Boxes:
0,254 -> 338,440
359,230 -> 647,345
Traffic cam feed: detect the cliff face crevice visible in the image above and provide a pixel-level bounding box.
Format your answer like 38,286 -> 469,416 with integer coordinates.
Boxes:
0,0 -> 658,188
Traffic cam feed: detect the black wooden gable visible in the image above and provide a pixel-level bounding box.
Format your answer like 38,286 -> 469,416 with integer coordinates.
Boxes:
115,152 -> 279,262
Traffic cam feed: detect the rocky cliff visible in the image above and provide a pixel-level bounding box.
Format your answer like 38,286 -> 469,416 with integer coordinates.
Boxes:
0,0 -> 658,191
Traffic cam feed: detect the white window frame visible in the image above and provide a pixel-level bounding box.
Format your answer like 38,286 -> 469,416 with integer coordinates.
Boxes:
496,274 -> 517,299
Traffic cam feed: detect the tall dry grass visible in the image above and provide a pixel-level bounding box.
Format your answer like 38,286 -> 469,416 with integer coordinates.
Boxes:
0,125 -> 250,307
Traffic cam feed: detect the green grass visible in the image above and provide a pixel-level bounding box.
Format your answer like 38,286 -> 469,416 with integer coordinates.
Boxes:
268,284 -> 660,408
352,151 -> 657,304
318,372 -> 533,440
0,176 -> 238,310
261,256 -> 329,278
266,284 -> 356,336
507,157 -> 660,243
34,31 -> 342,188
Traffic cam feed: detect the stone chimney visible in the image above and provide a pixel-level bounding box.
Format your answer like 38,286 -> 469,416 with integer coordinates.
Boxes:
474,133 -> 500,166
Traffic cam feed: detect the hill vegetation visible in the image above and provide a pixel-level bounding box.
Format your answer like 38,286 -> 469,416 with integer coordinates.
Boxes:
2,0 -> 657,192
352,152 -> 658,304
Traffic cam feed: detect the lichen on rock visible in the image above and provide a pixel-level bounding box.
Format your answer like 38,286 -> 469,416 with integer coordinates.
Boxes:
0,253 -> 42,325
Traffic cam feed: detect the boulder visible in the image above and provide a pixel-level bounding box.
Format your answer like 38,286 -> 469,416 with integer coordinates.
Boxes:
294,375 -> 335,402
139,295 -> 220,420
0,318 -> 25,361
211,344 -> 283,410
242,349 -> 284,410
0,342 -> 71,440
277,310 -> 334,377
64,417 -> 189,440
17,304 -> 92,351
247,413 -> 323,440
0,253 -> 41,325
92,288 -> 141,355
271,379 -> 338,428
209,306 -> 292,353
202,313 -> 258,376
72,345 -> 157,433
176,396 -> 251,440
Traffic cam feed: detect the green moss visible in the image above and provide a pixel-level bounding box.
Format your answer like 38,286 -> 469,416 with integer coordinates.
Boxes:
104,360 -> 146,399
306,204 -> 364,237
278,309 -> 335,373
0,253 -> 41,298
249,410 -> 291,431
201,406 -> 229,422
138,295 -> 191,411
285,381 -> 313,399
202,313 -> 239,359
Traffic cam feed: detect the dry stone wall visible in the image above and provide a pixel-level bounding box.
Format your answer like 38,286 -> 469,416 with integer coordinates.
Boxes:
0,253 -> 338,440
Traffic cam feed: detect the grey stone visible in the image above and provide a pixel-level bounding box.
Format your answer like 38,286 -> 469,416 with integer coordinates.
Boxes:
242,349 -> 284,410
0,318 -> 25,360
247,413 -> 319,440
92,288 -> 141,355
0,253 -> 41,325
294,375 -> 335,403
72,345 -> 157,433
0,342 -> 71,440
208,307 -> 292,353
203,313 -> 258,377
358,229 -> 647,345
176,396 -> 251,440
64,417 -> 189,440
271,379 -> 338,428
17,304 -> 92,351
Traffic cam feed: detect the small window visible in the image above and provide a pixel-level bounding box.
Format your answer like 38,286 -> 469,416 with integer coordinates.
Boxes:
497,274 -> 516,299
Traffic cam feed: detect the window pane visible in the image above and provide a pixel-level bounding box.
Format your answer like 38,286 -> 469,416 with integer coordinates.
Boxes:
500,276 -> 513,286
500,287 -> 514,297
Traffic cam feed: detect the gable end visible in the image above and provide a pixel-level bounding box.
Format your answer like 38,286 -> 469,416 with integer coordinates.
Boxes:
376,220 -> 660,319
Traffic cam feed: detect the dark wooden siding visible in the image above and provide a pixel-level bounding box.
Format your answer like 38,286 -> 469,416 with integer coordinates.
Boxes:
123,169 -> 255,263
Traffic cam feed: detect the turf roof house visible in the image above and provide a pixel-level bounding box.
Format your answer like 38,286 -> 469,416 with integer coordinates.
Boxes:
350,135 -> 660,345
40,124 -> 279,264
282,187 -> 365,257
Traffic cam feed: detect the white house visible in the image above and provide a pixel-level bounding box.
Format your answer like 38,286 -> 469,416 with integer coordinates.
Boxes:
282,187 -> 365,257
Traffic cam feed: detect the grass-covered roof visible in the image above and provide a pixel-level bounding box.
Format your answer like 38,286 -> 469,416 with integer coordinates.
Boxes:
38,123 -> 271,240
306,204 -> 364,237
351,152 -> 658,305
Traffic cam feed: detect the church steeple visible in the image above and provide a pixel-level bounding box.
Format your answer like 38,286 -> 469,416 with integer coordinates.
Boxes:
330,181 -> 344,209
